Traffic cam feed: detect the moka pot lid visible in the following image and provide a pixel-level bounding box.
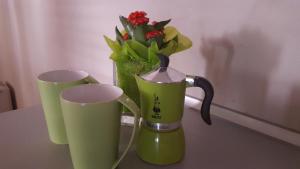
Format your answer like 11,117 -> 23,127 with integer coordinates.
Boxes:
140,54 -> 185,83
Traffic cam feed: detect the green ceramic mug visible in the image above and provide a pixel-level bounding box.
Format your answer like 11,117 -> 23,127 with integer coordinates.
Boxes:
60,84 -> 140,169
37,70 -> 98,144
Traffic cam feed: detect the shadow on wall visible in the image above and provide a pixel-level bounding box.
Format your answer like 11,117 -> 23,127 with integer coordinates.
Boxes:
285,86 -> 300,131
201,27 -> 282,121
200,35 -> 234,86
5,82 -> 18,109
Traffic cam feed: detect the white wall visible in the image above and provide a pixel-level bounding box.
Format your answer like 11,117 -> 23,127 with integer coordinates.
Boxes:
171,0 -> 300,132
0,0 -> 299,132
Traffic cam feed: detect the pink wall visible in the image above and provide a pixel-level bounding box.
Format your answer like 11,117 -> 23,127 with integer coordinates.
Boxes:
0,0 -> 299,132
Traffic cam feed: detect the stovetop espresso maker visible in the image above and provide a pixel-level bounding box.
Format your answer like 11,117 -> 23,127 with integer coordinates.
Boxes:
135,54 -> 214,165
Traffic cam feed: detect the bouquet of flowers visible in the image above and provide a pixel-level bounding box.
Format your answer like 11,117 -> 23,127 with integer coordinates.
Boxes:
104,11 -> 192,111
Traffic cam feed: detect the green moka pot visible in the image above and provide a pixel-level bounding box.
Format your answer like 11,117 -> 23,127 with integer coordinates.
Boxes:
135,54 -> 214,165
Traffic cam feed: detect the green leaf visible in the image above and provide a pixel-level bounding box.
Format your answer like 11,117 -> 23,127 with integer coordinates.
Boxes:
123,41 -> 146,62
146,35 -> 164,49
144,25 -> 156,32
148,41 -> 159,65
104,36 -> 121,53
163,26 -> 178,42
175,33 -> 193,53
119,16 -> 134,37
121,44 -> 129,58
159,39 -> 178,56
126,40 -> 148,60
109,52 -> 119,61
155,35 -> 164,49
154,19 -> 171,30
115,26 -> 124,45
133,25 -> 146,45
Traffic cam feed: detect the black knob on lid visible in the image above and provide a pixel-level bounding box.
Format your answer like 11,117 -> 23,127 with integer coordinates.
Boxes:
157,53 -> 169,72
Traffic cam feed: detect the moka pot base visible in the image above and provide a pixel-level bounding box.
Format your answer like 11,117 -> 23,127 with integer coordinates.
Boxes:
136,125 -> 185,165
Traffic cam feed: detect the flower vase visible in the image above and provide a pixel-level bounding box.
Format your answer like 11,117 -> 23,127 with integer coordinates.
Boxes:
114,62 -> 140,115
106,11 -> 193,116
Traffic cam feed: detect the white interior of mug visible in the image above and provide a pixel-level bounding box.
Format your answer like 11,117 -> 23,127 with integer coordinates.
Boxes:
38,70 -> 88,83
61,84 -> 123,104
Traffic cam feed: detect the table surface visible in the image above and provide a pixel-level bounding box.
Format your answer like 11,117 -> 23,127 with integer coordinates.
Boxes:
0,105 -> 299,169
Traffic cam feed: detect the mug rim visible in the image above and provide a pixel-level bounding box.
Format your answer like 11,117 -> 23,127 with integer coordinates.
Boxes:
37,69 -> 89,84
60,84 -> 124,105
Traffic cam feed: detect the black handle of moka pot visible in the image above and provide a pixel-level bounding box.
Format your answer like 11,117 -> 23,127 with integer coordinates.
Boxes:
186,75 -> 214,125
157,53 -> 214,125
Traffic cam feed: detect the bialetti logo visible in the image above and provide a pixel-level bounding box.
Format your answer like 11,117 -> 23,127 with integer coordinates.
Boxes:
152,94 -> 161,119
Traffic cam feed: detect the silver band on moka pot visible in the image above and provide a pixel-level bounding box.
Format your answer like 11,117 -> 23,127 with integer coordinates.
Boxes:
142,120 -> 182,132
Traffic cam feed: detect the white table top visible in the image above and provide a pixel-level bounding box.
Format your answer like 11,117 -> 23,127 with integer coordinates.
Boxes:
0,105 -> 299,169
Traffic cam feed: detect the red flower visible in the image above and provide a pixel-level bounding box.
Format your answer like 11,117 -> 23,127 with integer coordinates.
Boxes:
146,30 -> 163,39
127,11 -> 149,26
122,32 -> 129,40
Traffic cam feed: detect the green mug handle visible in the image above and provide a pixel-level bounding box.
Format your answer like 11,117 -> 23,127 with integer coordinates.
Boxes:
111,94 -> 140,169
84,75 -> 99,84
